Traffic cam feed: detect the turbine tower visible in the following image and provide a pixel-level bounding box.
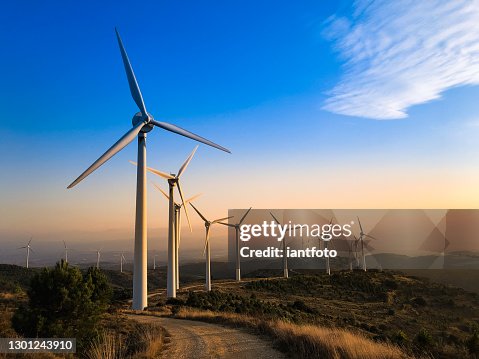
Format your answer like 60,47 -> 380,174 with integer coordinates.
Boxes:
63,240 -> 69,263
269,212 -> 289,278
152,183 -> 201,290
67,29 -> 230,310
153,254 -> 157,270
96,248 -> 102,269
219,207 -> 252,281
356,217 -> 378,272
18,237 -> 33,269
133,146 -> 197,298
120,253 -> 126,273
323,218 -> 334,275
190,203 -> 232,291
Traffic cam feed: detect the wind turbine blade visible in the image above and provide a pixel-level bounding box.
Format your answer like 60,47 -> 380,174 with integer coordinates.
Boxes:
18,246 -> 27,249
190,203 -> 209,223
28,237 -> 33,245
269,212 -> 282,225
239,207 -> 252,225
147,166 -> 175,179
130,161 -> 174,179
218,222 -> 235,227
213,216 -> 233,224
63,240 -> 67,249
185,193 -> 202,204
152,182 -> 170,200
177,146 -> 198,178
365,234 -> 378,240
150,119 -> 231,153
115,28 -> 148,117
357,216 -> 364,233
68,121 -> 145,189
177,181 -> 192,232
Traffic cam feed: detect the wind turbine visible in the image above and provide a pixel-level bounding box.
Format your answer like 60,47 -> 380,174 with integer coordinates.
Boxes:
67,29 -> 230,310
18,237 -> 33,269
120,253 -> 126,273
132,146 -> 198,297
95,248 -> 102,269
269,212 -> 289,279
63,240 -> 69,263
356,217 -> 378,272
190,203 -> 232,291
220,208 -> 252,281
153,254 -> 157,270
152,183 -> 201,290
322,218 -> 334,275
348,239 -> 355,271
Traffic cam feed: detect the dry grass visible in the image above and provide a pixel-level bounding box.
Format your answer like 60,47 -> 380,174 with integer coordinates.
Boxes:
85,331 -> 127,359
84,322 -> 165,359
174,307 -> 411,359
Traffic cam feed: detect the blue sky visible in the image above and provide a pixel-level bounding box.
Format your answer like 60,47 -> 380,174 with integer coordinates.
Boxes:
1,0 -> 479,250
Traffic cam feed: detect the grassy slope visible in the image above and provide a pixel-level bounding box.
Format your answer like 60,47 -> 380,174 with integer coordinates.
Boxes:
2,264 -> 479,357
154,270 -> 478,358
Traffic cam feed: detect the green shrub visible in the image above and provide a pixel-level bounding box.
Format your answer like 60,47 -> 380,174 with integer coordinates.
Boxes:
12,261 -> 111,350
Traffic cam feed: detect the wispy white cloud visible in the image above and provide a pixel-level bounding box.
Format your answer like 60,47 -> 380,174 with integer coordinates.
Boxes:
323,0 -> 479,120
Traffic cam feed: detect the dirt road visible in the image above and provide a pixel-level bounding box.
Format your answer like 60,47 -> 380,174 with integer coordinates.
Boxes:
128,314 -> 287,359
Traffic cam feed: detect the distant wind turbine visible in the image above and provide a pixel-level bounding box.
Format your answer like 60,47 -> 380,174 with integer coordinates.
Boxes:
323,218 -> 334,275
132,145 -> 198,298
67,29 -> 230,310
95,248 -> 102,269
356,217 -> 378,272
269,212 -> 289,279
63,240 -> 69,263
219,207 -> 252,281
190,203 -> 232,291
153,254 -> 157,270
18,237 -> 33,269
153,183 -> 201,290
120,253 -> 126,273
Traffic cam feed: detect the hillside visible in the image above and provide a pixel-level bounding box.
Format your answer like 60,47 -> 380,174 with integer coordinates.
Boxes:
2,263 -> 479,357
152,270 -> 479,358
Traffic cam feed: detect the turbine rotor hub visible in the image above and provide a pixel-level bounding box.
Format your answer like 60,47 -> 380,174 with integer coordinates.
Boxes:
132,112 -> 154,133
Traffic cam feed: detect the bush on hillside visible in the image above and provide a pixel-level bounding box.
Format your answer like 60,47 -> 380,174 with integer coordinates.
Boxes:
12,260 -> 111,349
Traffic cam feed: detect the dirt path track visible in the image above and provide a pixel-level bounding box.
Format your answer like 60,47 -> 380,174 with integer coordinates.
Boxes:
128,314 -> 287,359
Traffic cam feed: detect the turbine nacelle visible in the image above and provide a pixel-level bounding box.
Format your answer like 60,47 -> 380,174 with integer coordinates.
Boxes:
132,112 -> 154,133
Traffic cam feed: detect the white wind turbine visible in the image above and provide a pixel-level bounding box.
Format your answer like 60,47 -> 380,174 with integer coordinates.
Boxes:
18,237 -> 33,269
348,240 -> 355,271
95,248 -> 102,269
190,203 -> 232,291
219,207 -> 252,281
152,183 -> 201,290
67,29 -> 230,310
153,254 -> 157,270
63,240 -> 69,263
269,212 -> 289,279
319,218 -> 334,275
120,253 -> 126,273
132,146 -> 198,298
356,217 -> 378,272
